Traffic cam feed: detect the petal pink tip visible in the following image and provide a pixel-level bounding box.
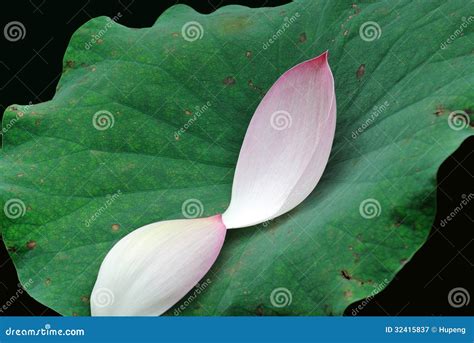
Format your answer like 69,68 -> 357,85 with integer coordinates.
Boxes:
307,51 -> 329,67
222,53 -> 337,229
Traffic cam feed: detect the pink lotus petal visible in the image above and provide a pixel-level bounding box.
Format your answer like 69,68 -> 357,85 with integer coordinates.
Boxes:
91,215 -> 226,316
222,52 -> 336,228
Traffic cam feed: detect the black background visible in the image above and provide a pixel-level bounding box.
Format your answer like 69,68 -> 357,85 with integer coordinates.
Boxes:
0,0 -> 472,316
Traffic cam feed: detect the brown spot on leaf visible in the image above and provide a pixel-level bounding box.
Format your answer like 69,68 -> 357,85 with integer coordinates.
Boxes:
299,32 -> 307,43
255,304 -> 264,316
223,76 -> 236,86
45,278 -> 51,286
356,64 -> 365,79
248,80 -> 263,95
172,32 -> 179,38
245,50 -> 252,58
344,289 -> 353,298
17,173 -> 25,177
26,240 -> 36,250
341,270 -> 352,280
434,104 -> 445,116
343,30 -> 349,36
184,109 -> 192,115
352,4 -> 361,15
81,296 -> 90,304
35,119 -> 41,126
111,224 -> 120,232
65,60 -> 75,68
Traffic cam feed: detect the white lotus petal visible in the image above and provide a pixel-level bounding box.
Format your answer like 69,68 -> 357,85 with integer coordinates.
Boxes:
91,215 -> 226,316
222,52 -> 336,228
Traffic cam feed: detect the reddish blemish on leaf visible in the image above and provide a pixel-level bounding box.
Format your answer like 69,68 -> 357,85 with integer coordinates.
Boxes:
434,104 -> 445,116
356,64 -> 365,79
341,270 -> 352,280
223,76 -> 236,85
299,32 -> 307,43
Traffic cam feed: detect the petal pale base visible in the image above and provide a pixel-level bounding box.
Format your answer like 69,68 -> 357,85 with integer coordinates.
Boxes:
91,215 -> 226,316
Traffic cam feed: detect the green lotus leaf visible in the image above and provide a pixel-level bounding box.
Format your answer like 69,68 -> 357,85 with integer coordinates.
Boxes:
1,0 -> 472,315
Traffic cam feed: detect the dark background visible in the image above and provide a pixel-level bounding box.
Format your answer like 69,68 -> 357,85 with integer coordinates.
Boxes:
0,0 -> 472,316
